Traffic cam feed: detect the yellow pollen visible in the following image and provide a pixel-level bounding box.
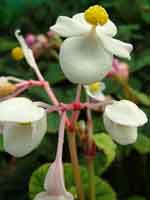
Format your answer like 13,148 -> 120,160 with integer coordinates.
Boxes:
18,122 -> 31,126
84,5 -> 109,26
89,82 -> 101,93
11,47 -> 24,61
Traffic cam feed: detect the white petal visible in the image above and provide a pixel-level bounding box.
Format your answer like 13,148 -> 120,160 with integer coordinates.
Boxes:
72,13 -> 92,29
105,100 -> 148,127
84,86 -> 105,101
0,97 -> 45,123
103,114 -> 137,145
34,192 -> 50,200
15,30 -> 38,70
34,192 -> 67,200
3,114 -> 47,157
73,14 -> 117,37
97,20 -> 117,37
44,161 -> 73,200
60,35 -> 113,84
97,30 -> 133,59
50,16 -> 89,37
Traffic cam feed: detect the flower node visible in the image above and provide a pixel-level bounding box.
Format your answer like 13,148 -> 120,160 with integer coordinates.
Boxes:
84,5 -> 109,26
72,102 -> 82,110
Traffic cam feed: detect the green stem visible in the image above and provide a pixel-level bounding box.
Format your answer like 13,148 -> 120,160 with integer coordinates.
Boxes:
67,131 -> 85,200
87,158 -> 96,200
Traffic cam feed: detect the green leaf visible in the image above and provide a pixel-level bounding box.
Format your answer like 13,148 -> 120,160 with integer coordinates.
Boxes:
29,163 -> 117,200
129,87 -> 150,106
29,163 -> 49,199
44,62 -> 65,84
127,196 -> 146,200
133,134 -> 150,154
130,49 -> 150,72
0,38 -> 18,52
47,112 -> 60,133
93,133 -> 117,173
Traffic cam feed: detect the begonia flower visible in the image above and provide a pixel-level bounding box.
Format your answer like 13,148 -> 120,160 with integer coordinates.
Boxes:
0,97 -> 47,157
103,100 -> 148,145
50,5 -> 133,84
84,81 -> 106,101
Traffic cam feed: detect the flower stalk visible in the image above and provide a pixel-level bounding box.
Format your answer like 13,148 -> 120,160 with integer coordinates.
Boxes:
67,130 -> 85,200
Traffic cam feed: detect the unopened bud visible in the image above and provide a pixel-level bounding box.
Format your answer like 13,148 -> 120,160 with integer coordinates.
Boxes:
37,34 -> 48,48
25,33 -> 36,47
0,82 -> 16,97
108,58 -> 129,80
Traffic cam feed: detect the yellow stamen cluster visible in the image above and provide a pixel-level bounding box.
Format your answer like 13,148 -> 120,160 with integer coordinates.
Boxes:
89,82 -> 101,93
11,47 -> 24,61
84,5 -> 109,26
0,82 -> 16,97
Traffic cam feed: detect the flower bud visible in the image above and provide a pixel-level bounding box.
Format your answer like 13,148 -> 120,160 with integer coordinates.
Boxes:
25,33 -> 36,47
11,47 -> 24,61
107,58 -> 129,80
37,34 -> 49,48
0,80 -> 16,97
47,31 -> 55,38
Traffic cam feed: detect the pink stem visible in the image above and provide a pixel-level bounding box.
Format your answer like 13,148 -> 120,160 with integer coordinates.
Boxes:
70,84 -> 82,125
56,112 -> 66,161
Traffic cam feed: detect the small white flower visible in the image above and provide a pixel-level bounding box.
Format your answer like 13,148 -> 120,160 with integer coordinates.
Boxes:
103,100 -> 148,145
0,97 -> 47,157
84,81 -> 106,101
50,5 -> 133,84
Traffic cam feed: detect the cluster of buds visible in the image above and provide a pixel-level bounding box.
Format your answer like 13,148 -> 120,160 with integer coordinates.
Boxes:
11,31 -> 61,61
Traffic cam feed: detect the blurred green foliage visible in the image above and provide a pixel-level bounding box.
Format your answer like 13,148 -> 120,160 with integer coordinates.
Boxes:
0,0 -> 150,200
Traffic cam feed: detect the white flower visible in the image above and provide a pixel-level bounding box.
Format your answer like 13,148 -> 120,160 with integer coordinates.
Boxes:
50,5 -> 133,84
103,100 -> 148,145
34,161 -> 73,200
0,97 -> 47,157
84,81 -> 106,101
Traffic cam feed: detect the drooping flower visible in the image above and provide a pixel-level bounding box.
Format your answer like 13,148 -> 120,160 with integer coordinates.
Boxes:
34,113 -> 73,200
84,81 -> 106,101
107,58 -> 129,80
0,97 -> 47,157
50,5 -> 133,84
103,100 -> 148,145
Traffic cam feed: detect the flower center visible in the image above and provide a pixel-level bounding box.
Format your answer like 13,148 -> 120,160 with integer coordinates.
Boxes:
84,5 -> 109,26
89,82 -> 101,93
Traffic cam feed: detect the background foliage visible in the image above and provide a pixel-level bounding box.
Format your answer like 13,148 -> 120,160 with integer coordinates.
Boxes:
0,0 -> 149,200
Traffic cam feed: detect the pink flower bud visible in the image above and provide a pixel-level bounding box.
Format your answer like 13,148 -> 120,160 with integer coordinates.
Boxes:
47,31 -> 55,38
25,33 -> 36,47
37,34 -> 49,48
107,58 -> 129,80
